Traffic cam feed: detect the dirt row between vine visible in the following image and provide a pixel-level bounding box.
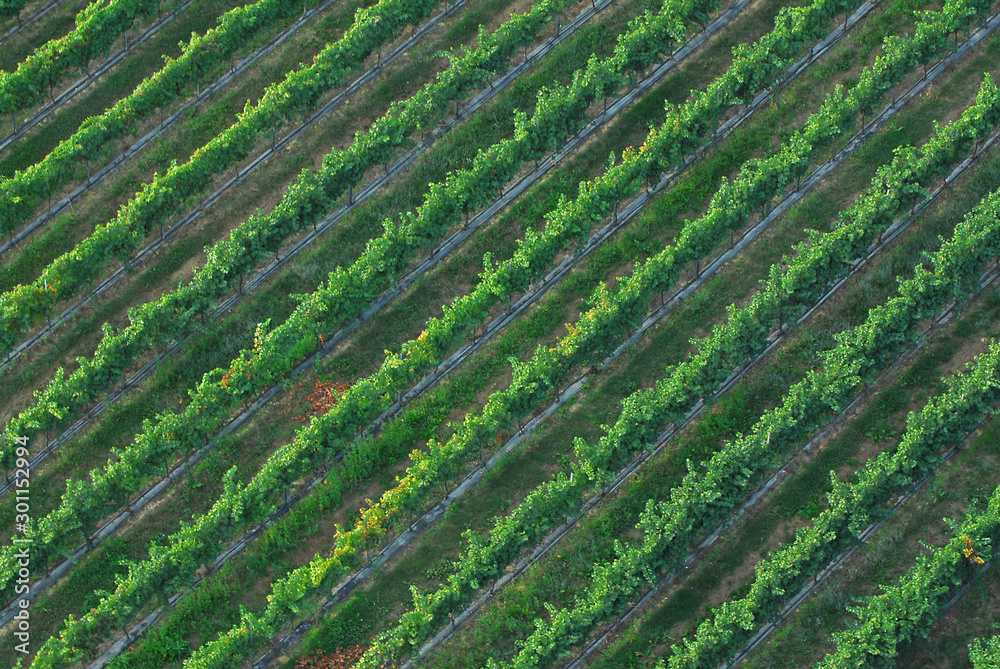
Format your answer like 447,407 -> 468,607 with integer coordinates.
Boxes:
555,42 -> 1000,669
17,1 -> 888,664
0,0 -> 755,638
0,0 -> 628,623
564,276 -> 995,669
0,0 -> 346,256
0,0 -> 488,370
395,19 -> 1000,666
724,429 -> 991,668
0,0 -> 70,47
0,0 -> 195,154
0,3 -> 646,563
214,6 -> 980,666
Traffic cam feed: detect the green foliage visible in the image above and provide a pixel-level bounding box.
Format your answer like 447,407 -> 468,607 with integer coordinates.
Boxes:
816,483 -> 1000,668
970,635 -> 1000,668
14,0 -> 1000,665
516,163 -> 1000,669
343,4 -> 1000,669
0,0 -> 28,19
664,334 -> 1000,667
0,0 -> 162,116
0,0 -> 453,352
16,0 -> 585,664
0,0 -> 310,240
